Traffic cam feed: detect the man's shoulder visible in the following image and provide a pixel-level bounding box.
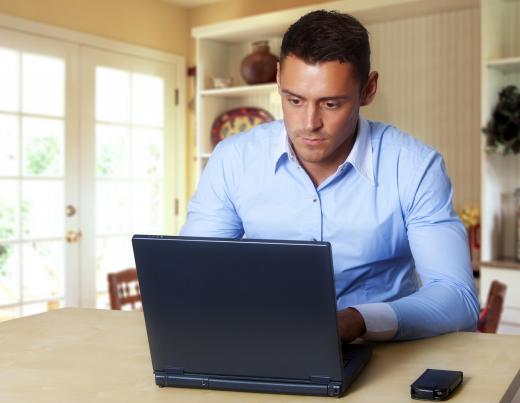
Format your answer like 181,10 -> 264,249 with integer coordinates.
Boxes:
367,118 -> 438,168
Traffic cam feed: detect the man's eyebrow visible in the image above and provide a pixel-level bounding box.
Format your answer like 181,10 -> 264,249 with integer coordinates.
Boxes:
280,89 -> 349,101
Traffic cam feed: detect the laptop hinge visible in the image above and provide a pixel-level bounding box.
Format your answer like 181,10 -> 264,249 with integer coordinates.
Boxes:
310,375 -> 332,384
327,383 -> 341,397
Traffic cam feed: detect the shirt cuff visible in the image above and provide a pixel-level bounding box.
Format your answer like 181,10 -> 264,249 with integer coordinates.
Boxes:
351,303 -> 398,341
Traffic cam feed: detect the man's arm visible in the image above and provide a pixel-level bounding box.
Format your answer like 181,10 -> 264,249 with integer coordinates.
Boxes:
181,141 -> 244,238
343,151 -> 479,342
389,150 -> 480,339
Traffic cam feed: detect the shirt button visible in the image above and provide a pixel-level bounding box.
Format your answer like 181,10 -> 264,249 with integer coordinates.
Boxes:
312,198 -> 317,202
312,238 -> 317,241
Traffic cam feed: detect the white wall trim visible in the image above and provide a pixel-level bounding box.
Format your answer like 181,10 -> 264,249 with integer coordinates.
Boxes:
0,12 -> 184,65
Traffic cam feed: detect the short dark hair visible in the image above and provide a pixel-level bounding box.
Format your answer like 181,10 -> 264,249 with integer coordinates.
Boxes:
280,10 -> 371,84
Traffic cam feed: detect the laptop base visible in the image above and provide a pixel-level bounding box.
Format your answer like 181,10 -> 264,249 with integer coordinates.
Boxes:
154,344 -> 372,397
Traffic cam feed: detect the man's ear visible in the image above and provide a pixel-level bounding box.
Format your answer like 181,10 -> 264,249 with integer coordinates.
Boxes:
360,71 -> 378,107
276,62 -> 281,94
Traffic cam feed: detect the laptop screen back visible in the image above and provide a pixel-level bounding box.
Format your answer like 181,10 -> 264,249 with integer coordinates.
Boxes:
132,236 -> 344,383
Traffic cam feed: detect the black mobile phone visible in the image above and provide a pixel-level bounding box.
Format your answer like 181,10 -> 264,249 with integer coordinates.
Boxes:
410,369 -> 463,401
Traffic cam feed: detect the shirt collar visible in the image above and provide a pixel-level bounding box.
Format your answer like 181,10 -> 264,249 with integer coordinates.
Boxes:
273,124 -> 293,173
344,115 -> 375,186
273,116 -> 375,186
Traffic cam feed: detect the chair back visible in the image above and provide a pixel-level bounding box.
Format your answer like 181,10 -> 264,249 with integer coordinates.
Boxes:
478,280 -> 507,333
107,268 -> 141,310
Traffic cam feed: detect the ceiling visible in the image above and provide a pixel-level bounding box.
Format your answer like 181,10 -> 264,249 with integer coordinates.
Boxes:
161,0 -> 221,8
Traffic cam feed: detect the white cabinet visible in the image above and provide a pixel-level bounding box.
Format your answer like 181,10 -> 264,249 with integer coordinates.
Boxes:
480,0 -> 520,333
192,31 -> 284,179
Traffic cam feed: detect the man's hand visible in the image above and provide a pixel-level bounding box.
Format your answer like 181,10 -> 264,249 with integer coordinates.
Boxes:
337,308 -> 366,343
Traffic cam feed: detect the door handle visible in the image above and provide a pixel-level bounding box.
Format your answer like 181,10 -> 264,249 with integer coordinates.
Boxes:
66,230 -> 82,243
65,205 -> 77,217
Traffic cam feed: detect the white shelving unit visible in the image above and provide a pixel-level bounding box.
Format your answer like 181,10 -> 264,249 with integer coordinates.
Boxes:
191,31 -> 284,176
200,83 -> 278,98
480,0 -> 520,334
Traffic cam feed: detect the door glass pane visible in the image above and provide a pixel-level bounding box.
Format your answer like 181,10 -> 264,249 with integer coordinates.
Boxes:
132,73 -> 164,127
0,114 -> 19,176
0,47 -> 19,112
92,57 -> 169,309
0,37 -> 69,319
95,236 -> 134,294
0,181 -> 19,240
22,117 -> 64,177
132,128 -> 163,178
22,53 -> 64,117
96,292 -> 109,310
21,180 -> 64,239
132,182 -> 163,233
96,67 -> 130,123
22,240 -> 64,301
96,124 -> 130,178
96,181 -> 130,234
0,243 -> 20,305
22,301 -> 63,316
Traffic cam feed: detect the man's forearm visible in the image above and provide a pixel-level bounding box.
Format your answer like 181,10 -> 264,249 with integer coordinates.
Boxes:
388,282 -> 479,340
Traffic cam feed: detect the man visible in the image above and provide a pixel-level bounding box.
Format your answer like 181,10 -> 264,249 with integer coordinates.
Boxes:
181,10 -> 479,342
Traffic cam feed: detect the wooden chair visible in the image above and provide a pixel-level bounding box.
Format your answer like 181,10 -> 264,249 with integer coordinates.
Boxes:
107,268 -> 141,310
478,280 -> 507,333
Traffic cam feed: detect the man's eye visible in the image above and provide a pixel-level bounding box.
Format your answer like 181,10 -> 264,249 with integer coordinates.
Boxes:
324,101 -> 339,109
288,97 -> 301,106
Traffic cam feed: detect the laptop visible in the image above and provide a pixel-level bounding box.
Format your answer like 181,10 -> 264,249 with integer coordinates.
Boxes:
132,235 -> 371,397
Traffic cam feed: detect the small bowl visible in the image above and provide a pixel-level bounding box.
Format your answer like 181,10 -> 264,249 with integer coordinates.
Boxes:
212,77 -> 233,88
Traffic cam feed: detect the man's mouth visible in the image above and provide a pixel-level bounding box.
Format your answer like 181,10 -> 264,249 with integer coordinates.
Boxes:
301,137 -> 325,146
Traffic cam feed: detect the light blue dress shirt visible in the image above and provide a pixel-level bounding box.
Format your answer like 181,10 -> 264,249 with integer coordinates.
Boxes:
181,116 -> 480,340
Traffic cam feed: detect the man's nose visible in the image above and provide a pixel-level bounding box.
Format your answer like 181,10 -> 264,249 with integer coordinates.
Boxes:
304,104 -> 323,132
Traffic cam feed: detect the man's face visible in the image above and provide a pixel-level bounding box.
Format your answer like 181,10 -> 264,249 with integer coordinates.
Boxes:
277,55 -> 372,170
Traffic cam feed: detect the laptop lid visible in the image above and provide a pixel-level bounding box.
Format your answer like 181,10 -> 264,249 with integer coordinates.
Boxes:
132,235 -> 344,385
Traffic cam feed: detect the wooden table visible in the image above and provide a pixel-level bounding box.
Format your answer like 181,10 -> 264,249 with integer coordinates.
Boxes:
0,308 -> 519,402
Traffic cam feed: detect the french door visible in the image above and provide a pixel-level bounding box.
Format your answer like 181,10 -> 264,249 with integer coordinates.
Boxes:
0,28 -> 79,320
0,27 -> 180,318
80,47 -> 176,308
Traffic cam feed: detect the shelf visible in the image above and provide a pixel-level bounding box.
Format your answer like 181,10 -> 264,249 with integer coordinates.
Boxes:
487,57 -> 520,73
200,83 -> 278,98
192,0 -> 480,42
481,258 -> 520,271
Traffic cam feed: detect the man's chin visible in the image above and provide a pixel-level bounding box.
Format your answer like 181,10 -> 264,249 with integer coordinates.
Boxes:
297,152 -> 326,165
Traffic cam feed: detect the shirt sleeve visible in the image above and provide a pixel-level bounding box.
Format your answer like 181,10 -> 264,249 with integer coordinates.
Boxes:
387,151 -> 480,340
180,141 -> 244,238
352,303 -> 398,341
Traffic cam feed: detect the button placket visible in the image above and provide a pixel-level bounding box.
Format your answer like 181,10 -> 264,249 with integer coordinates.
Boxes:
310,193 -> 322,241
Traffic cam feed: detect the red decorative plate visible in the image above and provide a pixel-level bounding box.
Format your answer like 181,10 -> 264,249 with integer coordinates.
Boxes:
211,107 -> 274,145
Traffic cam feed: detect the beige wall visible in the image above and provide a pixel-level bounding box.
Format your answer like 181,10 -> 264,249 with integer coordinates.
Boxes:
0,0 -> 189,55
363,8 -> 481,209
